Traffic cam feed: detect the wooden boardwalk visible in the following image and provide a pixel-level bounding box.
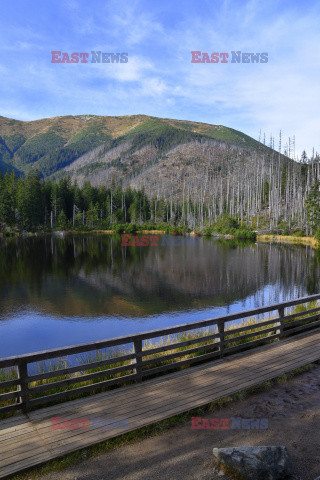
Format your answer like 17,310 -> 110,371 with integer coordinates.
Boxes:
0,328 -> 319,479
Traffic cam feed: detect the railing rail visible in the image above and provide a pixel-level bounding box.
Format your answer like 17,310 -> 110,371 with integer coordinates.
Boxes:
1,293 -> 320,414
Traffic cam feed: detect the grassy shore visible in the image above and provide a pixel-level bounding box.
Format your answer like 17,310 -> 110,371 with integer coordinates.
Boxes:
64,230 -> 166,235
257,234 -> 318,248
1,229 -> 319,249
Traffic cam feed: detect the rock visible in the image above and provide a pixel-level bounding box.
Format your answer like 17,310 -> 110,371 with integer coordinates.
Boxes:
53,230 -> 65,238
212,446 -> 294,480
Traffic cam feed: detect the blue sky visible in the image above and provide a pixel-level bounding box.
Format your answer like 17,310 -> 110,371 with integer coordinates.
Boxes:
0,0 -> 319,157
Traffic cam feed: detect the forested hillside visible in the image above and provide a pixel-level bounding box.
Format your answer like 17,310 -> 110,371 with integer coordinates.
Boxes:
0,114 -> 265,178
0,114 -> 319,235
1,166 -> 320,237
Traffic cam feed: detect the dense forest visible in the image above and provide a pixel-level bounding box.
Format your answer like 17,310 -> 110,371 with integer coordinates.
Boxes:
2,114 -> 320,238
0,158 -> 320,237
0,171 -> 165,232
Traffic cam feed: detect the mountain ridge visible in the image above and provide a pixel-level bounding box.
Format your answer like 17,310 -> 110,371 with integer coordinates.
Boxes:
0,114 -> 289,205
0,114 -> 273,179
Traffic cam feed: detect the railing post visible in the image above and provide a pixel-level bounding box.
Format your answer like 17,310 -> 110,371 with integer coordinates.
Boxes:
17,360 -> 29,413
277,307 -> 285,340
217,320 -> 225,358
132,338 -> 143,382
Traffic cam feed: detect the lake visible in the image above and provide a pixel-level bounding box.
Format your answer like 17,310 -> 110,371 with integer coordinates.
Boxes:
0,234 -> 319,358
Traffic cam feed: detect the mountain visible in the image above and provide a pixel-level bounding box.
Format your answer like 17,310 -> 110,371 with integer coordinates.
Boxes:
0,114 -> 290,201
0,114 -> 271,170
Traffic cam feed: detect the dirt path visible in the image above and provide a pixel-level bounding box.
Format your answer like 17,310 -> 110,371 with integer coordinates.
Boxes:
31,364 -> 320,480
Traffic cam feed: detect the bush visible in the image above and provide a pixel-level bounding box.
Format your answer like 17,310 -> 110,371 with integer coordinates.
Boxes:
233,229 -> 257,240
113,223 -> 139,234
165,225 -> 190,235
202,226 -> 214,236
140,223 -> 158,231
214,215 -> 239,233
292,229 -> 305,237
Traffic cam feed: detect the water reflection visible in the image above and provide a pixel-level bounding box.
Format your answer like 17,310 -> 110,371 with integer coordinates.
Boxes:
0,234 -> 319,356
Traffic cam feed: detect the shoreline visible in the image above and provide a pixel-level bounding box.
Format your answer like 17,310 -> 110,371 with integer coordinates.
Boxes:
0,230 -> 318,248
256,234 -> 318,248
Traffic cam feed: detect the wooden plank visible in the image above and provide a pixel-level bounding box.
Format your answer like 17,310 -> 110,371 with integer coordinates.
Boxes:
26,348 -> 320,454
0,450 -> 53,478
0,422 -> 47,467
26,347 -> 320,448
283,305 -> 320,321
284,319 -> 320,336
0,390 -> 19,401
0,433 -> 51,457
0,378 -> 20,389
0,423 -> 37,442
28,329 -> 320,421
143,332 -> 220,356
284,315 -> 320,330
29,372 -> 137,407
9,356 -> 314,461
224,325 -> 278,343
0,332 -> 310,436
224,318 -> 278,336
28,352 -> 135,383
141,341 -> 219,367
29,363 -> 134,394
224,333 -> 279,354
0,403 -> 21,415
24,334 -> 320,441
142,349 -> 221,377
0,329 -> 319,478
0,412 -> 29,429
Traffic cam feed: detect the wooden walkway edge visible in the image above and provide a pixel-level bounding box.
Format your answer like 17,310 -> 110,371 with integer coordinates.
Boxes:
0,328 -> 319,479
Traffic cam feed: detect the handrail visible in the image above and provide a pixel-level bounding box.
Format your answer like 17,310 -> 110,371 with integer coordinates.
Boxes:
1,292 -> 320,414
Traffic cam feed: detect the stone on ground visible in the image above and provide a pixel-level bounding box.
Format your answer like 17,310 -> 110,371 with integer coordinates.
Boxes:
212,446 -> 294,480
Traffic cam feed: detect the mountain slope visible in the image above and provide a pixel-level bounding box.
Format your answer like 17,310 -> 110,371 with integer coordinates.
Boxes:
0,114 -> 271,180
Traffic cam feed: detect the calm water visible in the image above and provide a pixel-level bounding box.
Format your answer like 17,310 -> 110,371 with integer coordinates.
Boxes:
0,234 -> 319,358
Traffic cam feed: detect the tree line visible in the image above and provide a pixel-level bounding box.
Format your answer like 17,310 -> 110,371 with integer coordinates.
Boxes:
0,157 -> 320,235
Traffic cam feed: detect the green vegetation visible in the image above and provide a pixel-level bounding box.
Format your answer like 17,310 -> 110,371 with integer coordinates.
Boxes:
200,124 -> 266,149
121,119 -> 205,153
202,216 -> 257,240
2,170 -> 319,245
306,180 -> 320,234
2,133 -> 26,153
17,132 -> 66,164
0,172 -> 252,237
0,114 -> 274,180
0,112 -> 319,239
0,171 -> 153,231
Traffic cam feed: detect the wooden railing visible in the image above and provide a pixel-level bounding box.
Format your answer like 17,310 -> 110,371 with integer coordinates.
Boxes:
1,293 -> 320,415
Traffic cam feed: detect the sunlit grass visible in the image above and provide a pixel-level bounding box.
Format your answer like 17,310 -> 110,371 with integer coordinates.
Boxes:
257,234 -> 318,248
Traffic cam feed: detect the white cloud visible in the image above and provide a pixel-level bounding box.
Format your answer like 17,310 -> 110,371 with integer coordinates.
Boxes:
1,0 -> 320,157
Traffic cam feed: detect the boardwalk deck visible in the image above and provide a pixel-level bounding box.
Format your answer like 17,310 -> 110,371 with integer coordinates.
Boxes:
0,327 -> 319,479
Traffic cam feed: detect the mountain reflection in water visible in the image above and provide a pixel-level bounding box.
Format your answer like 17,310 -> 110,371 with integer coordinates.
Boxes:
0,234 -> 319,356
